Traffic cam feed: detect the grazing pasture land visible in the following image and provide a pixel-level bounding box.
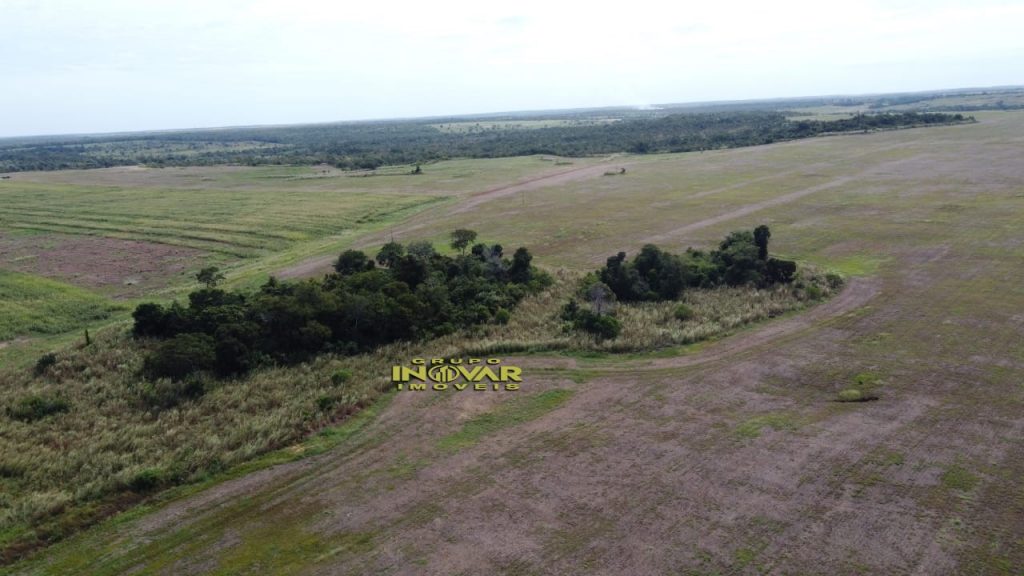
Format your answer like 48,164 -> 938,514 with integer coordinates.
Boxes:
0,156 -> 603,285
0,157 -> 603,364
5,111 -> 1024,574
0,181 -> 438,258
0,271 -> 122,342
0,232 -> 203,297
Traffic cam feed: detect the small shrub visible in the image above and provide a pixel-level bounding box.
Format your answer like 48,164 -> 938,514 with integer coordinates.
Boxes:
143,333 -> 216,381
8,395 -> 70,422
766,258 -> 797,284
141,377 -> 206,409
494,308 -> 511,325
129,468 -> 164,492
317,395 -> 340,412
33,353 -> 58,376
331,369 -> 353,386
854,372 -> 880,386
575,310 -> 621,340
825,273 -> 844,290
941,463 -> 979,492
0,462 -> 25,478
836,388 -> 878,402
560,299 -> 580,321
674,304 -> 696,322
804,285 -> 823,300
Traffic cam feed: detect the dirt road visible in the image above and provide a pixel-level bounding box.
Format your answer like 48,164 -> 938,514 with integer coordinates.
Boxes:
276,159 -> 627,279
35,275 -> 916,575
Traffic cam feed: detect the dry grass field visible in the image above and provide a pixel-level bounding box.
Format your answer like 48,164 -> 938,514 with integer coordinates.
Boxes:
0,156 -> 605,365
5,111 -> 1024,574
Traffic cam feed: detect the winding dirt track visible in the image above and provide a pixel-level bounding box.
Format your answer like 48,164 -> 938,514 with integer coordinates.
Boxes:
276,160 -> 626,279
640,176 -> 854,246
451,160 -> 629,215
103,276 -> 880,543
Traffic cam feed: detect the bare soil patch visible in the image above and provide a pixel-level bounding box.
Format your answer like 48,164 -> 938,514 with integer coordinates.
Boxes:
0,233 -> 204,297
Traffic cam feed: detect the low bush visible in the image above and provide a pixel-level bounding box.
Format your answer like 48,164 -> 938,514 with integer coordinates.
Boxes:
33,353 -> 58,377
128,468 -> 164,492
674,304 -> 696,322
331,369 -> 353,386
140,376 -> 206,409
317,395 -> 340,412
7,395 -> 70,422
836,388 -> 879,402
573,310 -> 622,340
142,333 -> 216,381
494,308 -> 511,325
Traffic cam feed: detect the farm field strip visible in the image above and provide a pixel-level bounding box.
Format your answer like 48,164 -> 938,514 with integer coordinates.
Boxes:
0,183 -> 444,256
5,156 -> 602,195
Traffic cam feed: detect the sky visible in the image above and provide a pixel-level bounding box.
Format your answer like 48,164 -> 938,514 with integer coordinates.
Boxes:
1,0 -> 1022,137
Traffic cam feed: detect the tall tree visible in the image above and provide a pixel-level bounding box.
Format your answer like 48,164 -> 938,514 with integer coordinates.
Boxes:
450,229 -> 478,255
753,225 -> 771,261
335,250 -> 371,275
376,242 -> 405,267
196,266 -> 225,288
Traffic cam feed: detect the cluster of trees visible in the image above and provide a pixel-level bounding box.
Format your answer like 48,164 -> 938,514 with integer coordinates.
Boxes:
0,111 -> 970,172
597,225 -> 795,303
132,231 -> 548,382
562,226 -> 796,339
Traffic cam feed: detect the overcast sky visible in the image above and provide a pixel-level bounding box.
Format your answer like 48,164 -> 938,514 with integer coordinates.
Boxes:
1,0 -> 1022,137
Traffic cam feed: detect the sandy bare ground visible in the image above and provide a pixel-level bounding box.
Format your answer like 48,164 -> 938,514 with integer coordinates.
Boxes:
276,253 -> 343,280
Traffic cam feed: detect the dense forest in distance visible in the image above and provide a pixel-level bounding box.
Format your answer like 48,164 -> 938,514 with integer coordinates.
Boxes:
0,112 -> 969,173
0,85 -> 1009,173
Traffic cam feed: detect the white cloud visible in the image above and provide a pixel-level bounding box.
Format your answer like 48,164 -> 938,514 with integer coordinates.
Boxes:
1,0 -> 1022,135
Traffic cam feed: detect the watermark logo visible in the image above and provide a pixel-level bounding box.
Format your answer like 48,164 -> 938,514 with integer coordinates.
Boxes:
392,358 -> 521,391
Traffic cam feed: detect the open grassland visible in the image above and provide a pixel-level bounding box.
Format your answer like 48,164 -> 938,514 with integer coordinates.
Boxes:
329,111 -> 1019,276
0,271 -> 123,342
0,181 -> 440,258
7,111 -> 1024,574
0,181 -> 437,364
4,156 -> 600,195
0,156 -> 607,363
0,156 -> 602,266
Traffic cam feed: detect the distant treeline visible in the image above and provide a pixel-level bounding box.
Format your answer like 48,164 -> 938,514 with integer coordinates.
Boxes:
0,111 -> 970,172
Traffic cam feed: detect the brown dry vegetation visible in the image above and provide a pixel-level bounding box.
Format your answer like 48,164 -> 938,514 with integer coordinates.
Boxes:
7,111 -> 1024,574
0,232 -> 203,298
